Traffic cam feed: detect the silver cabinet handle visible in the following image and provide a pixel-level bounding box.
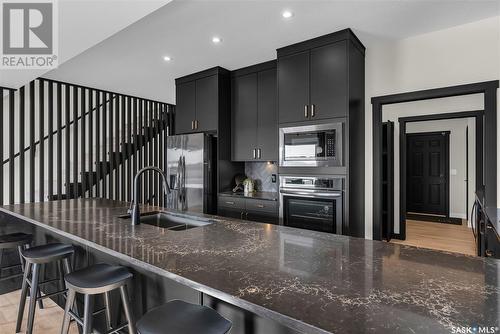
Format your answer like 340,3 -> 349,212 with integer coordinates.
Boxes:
253,149 -> 257,159
240,212 -> 244,220
311,104 -> 315,117
225,201 -> 235,205
191,120 -> 194,130
257,148 -> 261,159
256,204 -> 264,208
195,120 -> 199,130
304,105 -> 308,118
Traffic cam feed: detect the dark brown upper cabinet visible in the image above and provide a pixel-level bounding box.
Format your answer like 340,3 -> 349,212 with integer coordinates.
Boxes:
277,51 -> 309,124
231,61 -> 277,161
175,67 -> 229,134
175,81 -> 196,134
277,30 -> 362,124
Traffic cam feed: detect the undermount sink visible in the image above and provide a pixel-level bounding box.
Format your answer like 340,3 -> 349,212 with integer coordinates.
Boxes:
118,211 -> 213,231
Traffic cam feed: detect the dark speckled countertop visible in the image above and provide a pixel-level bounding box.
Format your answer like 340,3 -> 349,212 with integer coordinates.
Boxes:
1,199 -> 499,333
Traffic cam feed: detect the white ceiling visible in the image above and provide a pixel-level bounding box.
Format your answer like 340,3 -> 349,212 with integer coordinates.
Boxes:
0,0 -> 170,89
43,0 -> 500,103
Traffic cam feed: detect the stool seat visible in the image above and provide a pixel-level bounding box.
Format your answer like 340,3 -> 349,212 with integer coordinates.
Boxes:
0,233 -> 32,249
65,263 -> 132,294
137,300 -> 232,334
21,243 -> 74,264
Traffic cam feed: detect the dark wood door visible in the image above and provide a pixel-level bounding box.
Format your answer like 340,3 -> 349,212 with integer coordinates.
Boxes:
256,69 -> 277,161
232,73 -> 257,161
310,41 -> 348,119
407,132 -> 449,216
278,51 -> 310,124
175,81 -> 196,134
195,75 -> 218,132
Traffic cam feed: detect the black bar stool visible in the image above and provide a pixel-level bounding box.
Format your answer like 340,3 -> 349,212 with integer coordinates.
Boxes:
0,232 -> 33,281
61,263 -> 136,334
137,300 -> 232,334
16,242 -> 75,334
0,233 -> 44,310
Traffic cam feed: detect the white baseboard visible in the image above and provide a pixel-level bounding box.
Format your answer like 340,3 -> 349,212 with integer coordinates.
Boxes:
450,212 -> 467,220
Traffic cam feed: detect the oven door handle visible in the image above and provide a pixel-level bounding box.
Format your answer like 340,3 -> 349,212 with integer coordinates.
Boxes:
280,190 -> 342,198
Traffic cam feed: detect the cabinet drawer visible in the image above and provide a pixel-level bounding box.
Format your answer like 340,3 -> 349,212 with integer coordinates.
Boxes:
246,211 -> 278,224
245,199 -> 277,213
218,196 -> 246,210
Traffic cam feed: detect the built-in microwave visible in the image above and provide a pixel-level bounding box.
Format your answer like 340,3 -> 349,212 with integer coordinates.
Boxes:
279,122 -> 343,167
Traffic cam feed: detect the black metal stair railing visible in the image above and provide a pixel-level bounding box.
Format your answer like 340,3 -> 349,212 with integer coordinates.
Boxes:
0,78 -> 174,207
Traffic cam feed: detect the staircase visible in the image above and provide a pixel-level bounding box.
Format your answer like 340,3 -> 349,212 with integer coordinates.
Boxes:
0,78 -> 173,207
51,121 -> 166,201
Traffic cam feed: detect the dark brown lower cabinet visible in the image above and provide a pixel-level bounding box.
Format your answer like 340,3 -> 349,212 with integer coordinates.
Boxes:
218,196 -> 278,224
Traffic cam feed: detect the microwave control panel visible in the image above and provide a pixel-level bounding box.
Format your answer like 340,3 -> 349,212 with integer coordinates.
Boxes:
326,131 -> 336,158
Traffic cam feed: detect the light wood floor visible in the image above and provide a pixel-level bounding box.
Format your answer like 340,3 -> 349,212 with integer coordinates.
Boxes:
391,219 -> 476,256
0,289 -> 78,334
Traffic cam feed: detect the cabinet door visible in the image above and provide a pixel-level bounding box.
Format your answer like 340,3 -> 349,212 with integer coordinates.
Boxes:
218,207 -> 244,220
278,51 -> 310,124
232,73 -> 257,161
256,69 -> 277,161
310,41 -> 348,119
195,75 -> 218,132
175,81 -> 196,134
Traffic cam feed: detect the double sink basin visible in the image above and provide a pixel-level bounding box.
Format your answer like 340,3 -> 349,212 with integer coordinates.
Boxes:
118,211 -> 214,231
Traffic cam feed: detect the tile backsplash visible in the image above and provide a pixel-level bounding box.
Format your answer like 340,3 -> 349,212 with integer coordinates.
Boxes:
244,162 -> 278,192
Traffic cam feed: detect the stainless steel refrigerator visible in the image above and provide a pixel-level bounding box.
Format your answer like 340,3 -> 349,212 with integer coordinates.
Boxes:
165,133 -> 216,214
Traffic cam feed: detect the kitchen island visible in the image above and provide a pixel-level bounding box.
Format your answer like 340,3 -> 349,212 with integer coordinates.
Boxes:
0,199 -> 498,333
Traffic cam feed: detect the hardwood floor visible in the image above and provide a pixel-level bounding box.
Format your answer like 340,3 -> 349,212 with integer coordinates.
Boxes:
391,219 -> 476,256
0,289 -> 78,334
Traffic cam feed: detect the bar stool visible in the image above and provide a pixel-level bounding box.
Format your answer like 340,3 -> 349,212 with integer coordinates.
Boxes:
0,233 -> 44,309
16,243 -> 75,334
0,232 -> 32,281
137,300 -> 232,334
61,263 -> 135,334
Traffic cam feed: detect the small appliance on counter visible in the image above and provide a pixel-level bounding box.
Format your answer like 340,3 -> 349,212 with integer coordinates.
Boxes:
232,174 -> 246,192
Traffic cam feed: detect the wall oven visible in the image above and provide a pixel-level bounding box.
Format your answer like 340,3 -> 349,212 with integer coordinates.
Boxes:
279,122 -> 343,167
279,176 -> 343,234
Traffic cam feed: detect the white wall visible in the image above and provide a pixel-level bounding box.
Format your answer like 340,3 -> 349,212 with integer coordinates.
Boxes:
363,16 -> 500,239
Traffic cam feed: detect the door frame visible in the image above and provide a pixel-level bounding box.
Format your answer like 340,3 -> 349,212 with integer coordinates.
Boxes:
403,130 -> 451,237
371,80 -> 497,241
396,112 -> 483,239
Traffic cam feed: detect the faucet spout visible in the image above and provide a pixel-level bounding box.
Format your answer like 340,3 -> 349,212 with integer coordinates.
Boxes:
129,166 -> 171,226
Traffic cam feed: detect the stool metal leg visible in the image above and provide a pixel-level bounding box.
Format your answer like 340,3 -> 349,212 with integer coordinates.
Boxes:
82,294 -> 94,334
104,291 -> 113,330
15,261 -> 31,333
61,289 -> 76,334
26,263 -> 41,334
119,285 -> 136,334
21,244 -> 44,309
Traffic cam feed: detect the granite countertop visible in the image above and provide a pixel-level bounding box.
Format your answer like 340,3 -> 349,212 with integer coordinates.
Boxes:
1,199 -> 499,333
219,191 -> 278,201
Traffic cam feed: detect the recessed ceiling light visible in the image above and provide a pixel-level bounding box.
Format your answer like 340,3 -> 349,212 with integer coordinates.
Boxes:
163,56 -> 172,62
282,10 -> 293,19
212,36 -> 222,44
